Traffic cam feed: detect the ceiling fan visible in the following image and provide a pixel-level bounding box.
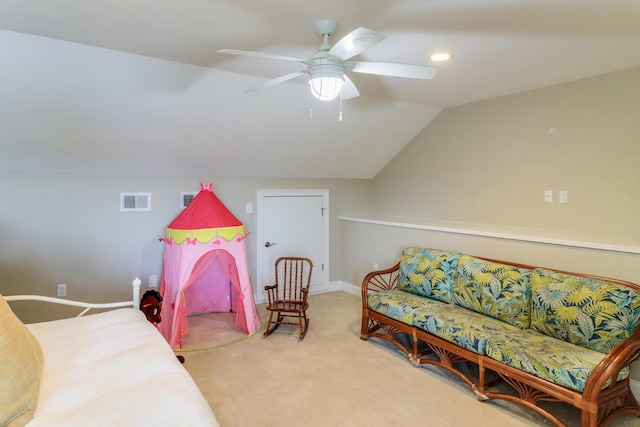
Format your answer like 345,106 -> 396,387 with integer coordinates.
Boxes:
217,20 -> 437,101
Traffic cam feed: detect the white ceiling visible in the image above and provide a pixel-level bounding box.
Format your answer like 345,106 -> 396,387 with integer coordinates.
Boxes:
1,0 -> 640,178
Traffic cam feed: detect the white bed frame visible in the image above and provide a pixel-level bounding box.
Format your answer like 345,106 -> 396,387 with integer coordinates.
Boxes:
4,277 -> 142,317
3,277 -> 219,426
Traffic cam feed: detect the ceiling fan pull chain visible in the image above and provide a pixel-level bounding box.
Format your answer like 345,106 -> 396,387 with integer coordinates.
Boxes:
308,90 -> 314,119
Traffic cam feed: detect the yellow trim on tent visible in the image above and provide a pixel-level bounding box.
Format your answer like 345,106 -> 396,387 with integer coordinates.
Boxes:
165,225 -> 245,244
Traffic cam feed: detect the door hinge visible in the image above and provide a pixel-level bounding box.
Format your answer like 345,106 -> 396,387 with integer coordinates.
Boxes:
321,207 -> 325,216
322,264 -> 324,271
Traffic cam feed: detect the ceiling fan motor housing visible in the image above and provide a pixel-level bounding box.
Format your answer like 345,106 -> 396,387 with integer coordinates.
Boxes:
308,62 -> 345,101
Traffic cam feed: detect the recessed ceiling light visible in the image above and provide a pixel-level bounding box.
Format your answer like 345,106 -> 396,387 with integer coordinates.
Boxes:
429,52 -> 453,62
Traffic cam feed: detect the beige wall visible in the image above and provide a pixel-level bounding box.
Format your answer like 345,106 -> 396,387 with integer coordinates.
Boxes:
341,221 -> 640,294
372,66 -> 640,237
0,172 -> 372,322
342,66 -> 640,287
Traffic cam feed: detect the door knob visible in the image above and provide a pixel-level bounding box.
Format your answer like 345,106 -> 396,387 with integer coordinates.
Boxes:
265,241 -> 277,247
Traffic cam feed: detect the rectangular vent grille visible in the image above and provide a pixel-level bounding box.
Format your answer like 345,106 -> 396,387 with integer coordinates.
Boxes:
181,192 -> 197,209
120,192 -> 151,211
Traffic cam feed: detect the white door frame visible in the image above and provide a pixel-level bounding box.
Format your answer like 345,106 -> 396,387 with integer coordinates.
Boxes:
256,189 -> 330,302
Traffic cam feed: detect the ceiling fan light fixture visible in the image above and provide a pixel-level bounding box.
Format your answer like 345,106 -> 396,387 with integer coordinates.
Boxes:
309,65 -> 345,101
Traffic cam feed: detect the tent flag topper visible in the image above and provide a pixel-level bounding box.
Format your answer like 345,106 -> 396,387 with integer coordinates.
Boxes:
157,182 -> 260,349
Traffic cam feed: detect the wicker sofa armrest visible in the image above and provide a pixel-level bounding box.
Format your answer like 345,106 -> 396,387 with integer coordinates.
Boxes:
360,262 -> 400,307
584,327 -> 640,398
579,327 -> 640,425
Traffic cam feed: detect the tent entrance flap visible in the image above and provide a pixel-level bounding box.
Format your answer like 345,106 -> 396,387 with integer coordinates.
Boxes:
184,249 -> 240,316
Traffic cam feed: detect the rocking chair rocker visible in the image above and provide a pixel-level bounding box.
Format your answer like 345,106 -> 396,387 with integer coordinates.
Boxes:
263,257 -> 313,340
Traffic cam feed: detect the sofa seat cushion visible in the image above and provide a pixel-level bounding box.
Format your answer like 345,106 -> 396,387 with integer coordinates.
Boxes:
453,255 -> 532,329
413,304 -> 521,355
397,247 -> 460,303
531,268 -> 640,353
485,328 -> 629,392
368,290 -> 443,326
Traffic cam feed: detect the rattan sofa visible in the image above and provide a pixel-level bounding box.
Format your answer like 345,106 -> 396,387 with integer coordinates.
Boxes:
360,247 -> 640,427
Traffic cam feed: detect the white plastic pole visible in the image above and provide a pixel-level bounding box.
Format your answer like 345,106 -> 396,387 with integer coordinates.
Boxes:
132,277 -> 142,309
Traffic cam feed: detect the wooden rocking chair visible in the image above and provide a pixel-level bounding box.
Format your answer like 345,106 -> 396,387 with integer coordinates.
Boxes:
263,257 -> 313,340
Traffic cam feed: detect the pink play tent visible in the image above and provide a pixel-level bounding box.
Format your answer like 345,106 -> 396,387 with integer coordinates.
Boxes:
158,182 -> 260,349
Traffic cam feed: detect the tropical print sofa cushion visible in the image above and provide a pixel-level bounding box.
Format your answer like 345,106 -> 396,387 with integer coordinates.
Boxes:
413,303 -> 521,355
397,247 -> 460,303
485,327 -> 629,392
531,268 -> 640,353
453,255 -> 532,329
368,290 -> 443,326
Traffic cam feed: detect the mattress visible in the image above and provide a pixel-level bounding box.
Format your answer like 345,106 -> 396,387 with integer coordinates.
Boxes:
25,308 -> 218,426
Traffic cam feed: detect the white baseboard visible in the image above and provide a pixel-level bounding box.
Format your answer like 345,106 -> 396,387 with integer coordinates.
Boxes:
334,280 -> 360,296
255,280 -> 353,304
307,280 -> 360,296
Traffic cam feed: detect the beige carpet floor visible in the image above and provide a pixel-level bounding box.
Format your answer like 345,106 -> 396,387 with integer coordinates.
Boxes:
180,311 -> 255,351
180,292 -> 640,427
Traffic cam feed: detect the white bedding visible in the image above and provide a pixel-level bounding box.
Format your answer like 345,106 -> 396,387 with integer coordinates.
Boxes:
25,308 -> 218,427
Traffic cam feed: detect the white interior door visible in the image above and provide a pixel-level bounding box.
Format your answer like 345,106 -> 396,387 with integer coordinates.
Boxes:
257,190 -> 329,302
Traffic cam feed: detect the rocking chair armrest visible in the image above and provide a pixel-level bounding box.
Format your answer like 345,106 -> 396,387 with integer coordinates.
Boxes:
264,284 -> 278,305
300,286 -> 310,302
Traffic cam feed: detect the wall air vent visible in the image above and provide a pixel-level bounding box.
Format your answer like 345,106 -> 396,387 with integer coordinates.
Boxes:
120,192 -> 151,212
181,192 -> 197,209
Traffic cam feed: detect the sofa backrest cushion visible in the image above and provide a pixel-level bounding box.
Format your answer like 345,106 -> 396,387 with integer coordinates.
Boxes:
397,247 -> 460,303
453,255 -> 532,329
531,268 -> 640,353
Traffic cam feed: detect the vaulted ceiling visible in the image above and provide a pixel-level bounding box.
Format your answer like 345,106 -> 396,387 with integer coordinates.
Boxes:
2,0 -> 639,178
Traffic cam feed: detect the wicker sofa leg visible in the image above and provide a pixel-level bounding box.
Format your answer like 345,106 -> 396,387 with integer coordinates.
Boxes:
589,386 -> 640,427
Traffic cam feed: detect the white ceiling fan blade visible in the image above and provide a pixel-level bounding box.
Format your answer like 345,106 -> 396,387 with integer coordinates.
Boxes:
328,27 -> 385,61
341,75 -> 359,100
217,49 -> 306,63
349,61 -> 437,80
247,71 -> 307,92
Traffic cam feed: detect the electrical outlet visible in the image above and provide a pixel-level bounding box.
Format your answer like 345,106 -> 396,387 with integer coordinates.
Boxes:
57,284 -> 67,297
148,274 -> 158,288
544,190 -> 553,203
373,262 -> 379,270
